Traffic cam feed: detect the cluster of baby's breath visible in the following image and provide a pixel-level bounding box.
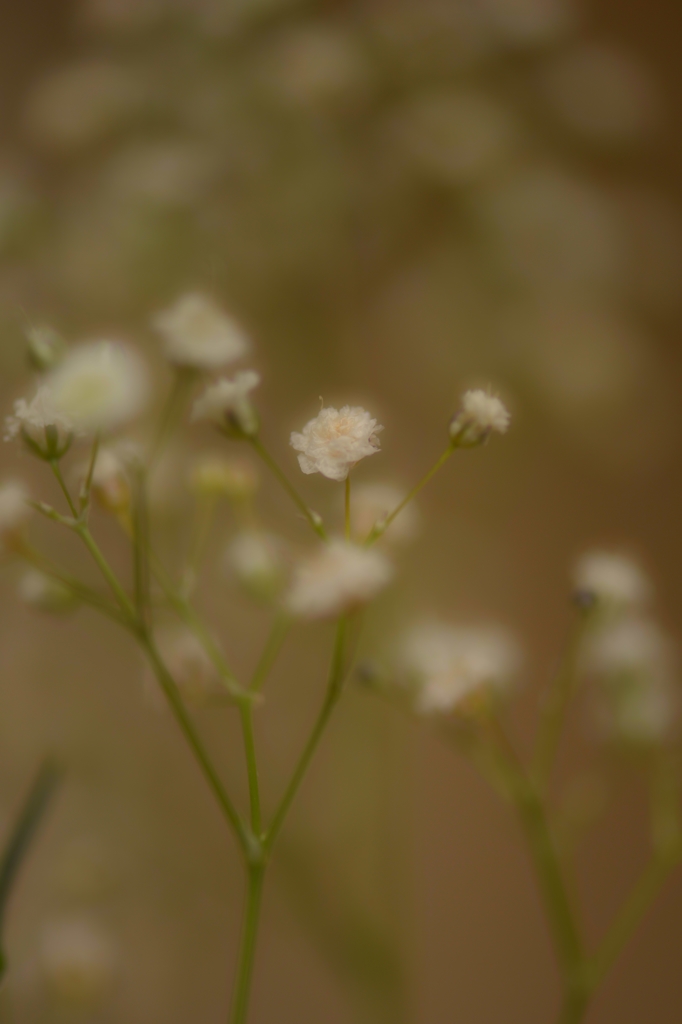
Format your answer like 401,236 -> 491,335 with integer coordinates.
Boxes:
0,299 -> 679,1024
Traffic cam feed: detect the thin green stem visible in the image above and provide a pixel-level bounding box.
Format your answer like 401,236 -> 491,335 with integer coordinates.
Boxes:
150,367 -> 197,466
344,476 -> 351,540
141,634 -> 256,859
532,613 -> 591,793
249,613 -> 290,694
131,466 -> 151,626
76,524 -> 137,621
18,543 -> 127,625
79,434 -> 100,514
240,704 -> 261,835
182,495 -> 217,596
49,461 -> 78,519
0,760 -> 60,943
365,443 -> 457,546
264,616 -> 348,852
248,436 -> 327,541
229,864 -> 265,1024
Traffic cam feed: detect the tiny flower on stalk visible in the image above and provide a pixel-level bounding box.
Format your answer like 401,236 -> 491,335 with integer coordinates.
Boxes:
400,620 -> 522,716
225,530 -> 286,602
5,386 -> 75,460
153,292 -> 250,370
449,389 -> 510,446
40,917 -> 117,1010
286,539 -> 393,619
573,550 -> 651,613
48,340 -> 149,434
290,405 -> 382,481
350,482 -> 419,545
0,480 -> 31,554
152,628 -> 223,707
191,371 -> 260,438
19,569 -> 78,613
189,454 -> 259,501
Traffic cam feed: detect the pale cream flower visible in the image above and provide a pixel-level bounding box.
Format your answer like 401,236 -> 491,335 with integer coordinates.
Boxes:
349,482 -> 419,545
189,455 -> 258,500
19,569 -> 76,613
154,628 -> 221,707
191,371 -> 260,436
41,917 -> 117,1009
5,386 -> 75,457
47,341 -> 149,434
286,539 -> 393,619
153,292 -> 250,370
290,406 -> 383,482
449,389 -> 510,445
573,551 -> 651,610
0,480 -> 31,552
225,530 -> 286,602
401,620 -> 522,715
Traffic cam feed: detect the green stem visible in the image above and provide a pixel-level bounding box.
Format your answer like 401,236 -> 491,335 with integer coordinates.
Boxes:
19,543 -> 126,625
229,864 -> 266,1024
240,704 -> 261,835
141,634 -> 256,859
79,434 -> 100,514
365,444 -> 456,546
264,617 -> 348,852
131,466 -> 151,626
248,436 -> 327,541
249,613 -> 290,694
556,988 -> 590,1024
532,613 -> 591,793
0,760 -> 61,946
344,476 -> 351,540
76,525 -> 137,621
150,367 -> 197,465
49,460 -> 78,519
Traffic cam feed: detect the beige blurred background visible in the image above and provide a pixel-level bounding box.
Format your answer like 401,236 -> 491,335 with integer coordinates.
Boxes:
0,0 -> 681,1021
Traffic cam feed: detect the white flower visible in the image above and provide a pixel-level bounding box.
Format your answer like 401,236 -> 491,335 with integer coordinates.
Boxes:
5,385 -> 75,457
153,292 -> 250,370
154,628 -> 221,707
0,480 -> 31,551
286,539 -> 393,619
41,917 -> 117,1009
401,620 -> 522,715
290,405 -> 383,482
449,389 -> 510,445
191,371 -> 260,436
349,482 -> 418,545
19,569 -> 76,613
573,551 -> 651,610
225,530 -> 286,601
47,341 -> 149,433
585,617 -> 678,743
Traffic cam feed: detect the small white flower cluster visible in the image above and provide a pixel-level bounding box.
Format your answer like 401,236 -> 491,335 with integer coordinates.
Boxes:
153,292 -> 250,370
226,530 -> 286,602
449,389 -> 510,446
286,540 -> 393,619
576,551 -> 678,744
290,405 -> 383,482
191,370 -> 261,437
400,619 -> 522,716
0,480 -> 31,553
152,628 -> 222,707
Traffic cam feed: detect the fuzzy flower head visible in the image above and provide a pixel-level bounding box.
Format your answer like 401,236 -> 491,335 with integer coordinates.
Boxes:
5,385 -> 75,459
41,917 -> 117,1009
153,292 -> 250,370
225,530 -> 286,602
0,480 -> 31,553
191,371 -> 260,437
449,389 -> 510,446
573,551 -> 652,612
290,405 -> 383,482
47,341 -> 149,434
401,620 -> 522,716
585,617 -> 678,744
349,482 -> 419,545
286,539 -> 393,619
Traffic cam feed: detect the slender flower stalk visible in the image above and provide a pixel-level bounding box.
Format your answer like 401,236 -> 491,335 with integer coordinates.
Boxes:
365,443 -> 457,546
248,435 -> 327,540
248,613 -> 290,694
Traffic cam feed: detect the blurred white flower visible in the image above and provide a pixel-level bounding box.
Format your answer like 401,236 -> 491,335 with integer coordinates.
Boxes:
189,454 -> 259,500
19,569 -> 76,613
0,480 -> 30,552
286,539 -> 393,619
290,406 -> 382,482
154,292 -> 250,370
5,385 -> 75,457
41,917 -> 117,1009
401,620 -> 522,715
191,371 -> 260,436
450,389 -> 510,444
585,617 -> 678,743
226,530 -> 286,601
155,628 -> 221,706
47,341 -> 149,434
349,482 -> 418,545
573,551 -> 651,610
